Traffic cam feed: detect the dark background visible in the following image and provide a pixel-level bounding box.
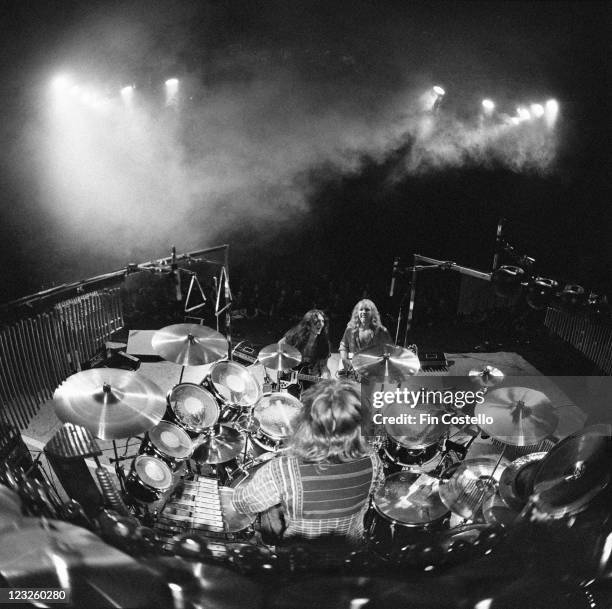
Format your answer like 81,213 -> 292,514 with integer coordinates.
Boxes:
0,1 -> 610,304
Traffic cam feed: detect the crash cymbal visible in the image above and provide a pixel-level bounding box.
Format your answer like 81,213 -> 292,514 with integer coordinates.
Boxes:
192,425 -> 245,464
257,342 -> 302,372
531,424 -> 612,517
352,343 -> 420,380
439,457 -> 506,520
474,387 -> 558,446
53,369 -> 165,440
152,324 -> 228,366
498,452 -> 547,512
468,365 -> 505,387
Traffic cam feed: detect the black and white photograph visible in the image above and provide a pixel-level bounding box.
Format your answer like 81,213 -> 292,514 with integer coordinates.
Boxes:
0,1 -> 610,607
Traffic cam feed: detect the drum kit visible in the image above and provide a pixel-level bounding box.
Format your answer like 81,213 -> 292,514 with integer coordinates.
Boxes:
51,325 -> 309,530
49,331 -> 611,568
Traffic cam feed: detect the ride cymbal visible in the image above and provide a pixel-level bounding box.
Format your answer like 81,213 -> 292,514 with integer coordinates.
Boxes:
474,387 -> 558,446
352,343 -> 420,380
152,324 -> 228,366
53,369 -> 165,440
531,424 -> 612,517
257,343 -> 302,372
192,425 -> 245,464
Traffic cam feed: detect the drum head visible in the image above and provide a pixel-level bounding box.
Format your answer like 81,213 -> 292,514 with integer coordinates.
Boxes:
148,421 -> 193,460
383,401 -> 448,449
253,393 -> 303,441
208,361 -> 262,408
133,455 -> 173,490
168,383 -> 220,432
374,471 -> 448,524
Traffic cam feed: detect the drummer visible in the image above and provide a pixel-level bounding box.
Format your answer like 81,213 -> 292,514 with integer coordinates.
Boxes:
280,309 -> 331,383
339,299 -> 392,374
231,379 -> 383,545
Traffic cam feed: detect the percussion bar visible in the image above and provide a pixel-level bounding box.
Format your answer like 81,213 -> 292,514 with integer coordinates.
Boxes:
6,325 -> 37,420
0,340 -> 24,429
39,314 -> 65,388
48,312 -> 72,378
21,319 -> 48,404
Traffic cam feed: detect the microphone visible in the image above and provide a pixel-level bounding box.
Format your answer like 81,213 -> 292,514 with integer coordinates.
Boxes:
492,217 -> 505,272
389,257 -> 400,297
171,246 -> 182,301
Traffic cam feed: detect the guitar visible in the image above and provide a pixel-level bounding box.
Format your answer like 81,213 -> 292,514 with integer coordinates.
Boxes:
278,366 -> 327,394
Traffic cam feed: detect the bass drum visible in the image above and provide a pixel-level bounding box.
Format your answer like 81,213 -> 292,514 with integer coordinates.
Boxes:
251,392 -> 303,455
165,383 -> 220,436
140,421 -> 193,471
366,471 -> 450,558
125,455 -> 174,505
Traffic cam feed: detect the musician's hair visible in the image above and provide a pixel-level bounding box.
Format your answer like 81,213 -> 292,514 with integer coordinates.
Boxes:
346,299 -> 385,331
288,380 -> 368,463
284,309 -> 330,358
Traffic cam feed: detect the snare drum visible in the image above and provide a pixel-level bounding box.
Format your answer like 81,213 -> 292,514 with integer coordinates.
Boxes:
251,393 -> 303,454
166,383 -> 220,435
125,455 -> 174,504
367,471 -> 450,557
140,421 -> 193,471
202,361 -> 262,410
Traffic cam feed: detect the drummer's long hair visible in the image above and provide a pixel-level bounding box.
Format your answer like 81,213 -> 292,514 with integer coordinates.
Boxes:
288,380 -> 368,463
346,299 -> 385,331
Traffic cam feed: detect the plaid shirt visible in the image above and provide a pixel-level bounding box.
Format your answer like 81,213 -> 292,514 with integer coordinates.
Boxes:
232,452 -> 383,542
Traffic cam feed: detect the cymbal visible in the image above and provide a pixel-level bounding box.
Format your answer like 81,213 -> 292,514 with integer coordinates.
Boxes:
352,343 -> 420,380
53,369 -> 165,440
498,451 -> 547,511
152,324 -> 228,366
439,457 -> 505,520
257,342 -> 302,372
192,425 -> 245,464
468,365 -> 505,387
531,424 -> 612,517
474,387 -> 558,446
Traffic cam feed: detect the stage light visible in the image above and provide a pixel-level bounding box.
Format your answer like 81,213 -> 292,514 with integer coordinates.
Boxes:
51,74 -> 72,91
121,84 -> 134,107
482,99 -> 495,112
545,99 -> 559,127
516,106 -> 531,122
526,277 -> 559,310
558,283 -> 586,312
433,85 -> 445,97
492,265 -> 525,299
530,103 -> 544,118
165,78 -> 179,106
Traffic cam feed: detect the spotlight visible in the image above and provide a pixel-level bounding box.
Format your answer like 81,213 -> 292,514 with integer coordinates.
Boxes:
482,99 -> 495,112
545,99 -> 559,127
51,74 -> 72,91
121,85 -> 134,107
165,78 -> 179,88
516,107 -> 531,122
558,283 -> 586,312
433,86 -> 446,97
492,265 -> 525,299
530,103 -> 545,118
526,277 -> 559,310
165,78 -> 179,106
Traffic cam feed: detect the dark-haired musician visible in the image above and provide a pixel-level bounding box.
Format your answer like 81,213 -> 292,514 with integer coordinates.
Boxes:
280,309 -> 331,392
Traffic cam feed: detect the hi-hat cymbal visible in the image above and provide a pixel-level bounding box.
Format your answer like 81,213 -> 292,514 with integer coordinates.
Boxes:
468,365 -> 505,387
439,457 -> 506,520
257,343 -> 302,372
498,452 -> 547,512
474,387 -> 558,446
53,369 -> 166,440
531,424 -> 612,517
192,425 -> 245,464
152,324 -> 228,366
351,343 -> 420,380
